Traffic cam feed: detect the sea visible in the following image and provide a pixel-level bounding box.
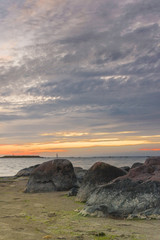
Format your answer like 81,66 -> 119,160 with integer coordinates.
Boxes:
0,156 -> 149,177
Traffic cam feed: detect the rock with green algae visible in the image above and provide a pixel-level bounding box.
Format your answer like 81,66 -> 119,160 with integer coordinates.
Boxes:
76,161 -> 126,202
80,157 -> 160,218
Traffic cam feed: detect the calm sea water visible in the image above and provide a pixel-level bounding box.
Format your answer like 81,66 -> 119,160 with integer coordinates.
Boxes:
0,156 -> 148,177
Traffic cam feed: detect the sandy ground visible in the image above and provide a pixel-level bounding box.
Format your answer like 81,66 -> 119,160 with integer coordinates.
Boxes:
0,177 -> 160,240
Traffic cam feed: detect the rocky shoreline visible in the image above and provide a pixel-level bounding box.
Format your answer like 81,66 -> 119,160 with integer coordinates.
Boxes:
14,156 -> 160,220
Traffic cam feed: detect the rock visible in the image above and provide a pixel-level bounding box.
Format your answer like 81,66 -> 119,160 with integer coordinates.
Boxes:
125,156 -> 160,182
76,162 -> 126,202
25,159 -> 77,193
80,157 -> 160,218
120,166 -> 130,172
131,162 -> 143,169
68,186 -> 79,196
68,167 -> 87,197
15,164 -> 40,177
74,167 -> 87,185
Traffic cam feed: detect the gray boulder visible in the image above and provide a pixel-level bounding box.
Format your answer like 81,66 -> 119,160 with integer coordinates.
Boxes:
25,159 -> 77,193
81,157 -> 160,219
74,167 -> 87,185
68,167 -> 87,197
76,162 -> 126,202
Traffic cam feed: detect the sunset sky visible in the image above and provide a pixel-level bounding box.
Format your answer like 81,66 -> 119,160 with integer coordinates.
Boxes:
0,0 -> 160,157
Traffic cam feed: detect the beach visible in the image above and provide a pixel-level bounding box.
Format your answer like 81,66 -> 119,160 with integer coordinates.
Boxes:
0,176 -> 160,240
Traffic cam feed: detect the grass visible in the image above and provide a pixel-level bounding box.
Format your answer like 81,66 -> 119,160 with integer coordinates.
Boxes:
0,177 -> 158,240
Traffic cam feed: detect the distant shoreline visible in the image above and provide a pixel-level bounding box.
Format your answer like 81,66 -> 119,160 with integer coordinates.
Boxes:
1,155 -> 43,158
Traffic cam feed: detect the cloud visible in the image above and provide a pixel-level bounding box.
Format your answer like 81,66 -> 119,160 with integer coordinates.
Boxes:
0,0 -> 160,155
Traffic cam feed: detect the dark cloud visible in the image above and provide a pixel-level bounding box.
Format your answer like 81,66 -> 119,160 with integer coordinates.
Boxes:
125,0 -> 160,18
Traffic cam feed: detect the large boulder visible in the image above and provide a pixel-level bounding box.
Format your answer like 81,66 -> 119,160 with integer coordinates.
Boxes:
25,159 -> 77,193
80,157 -> 160,219
76,162 -> 126,202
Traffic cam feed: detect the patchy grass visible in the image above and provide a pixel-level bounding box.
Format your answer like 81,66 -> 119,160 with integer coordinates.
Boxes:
0,177 -> 159,240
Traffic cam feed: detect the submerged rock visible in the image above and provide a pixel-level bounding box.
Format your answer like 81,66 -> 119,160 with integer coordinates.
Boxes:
81,157 -> 160,218
25,159 -> 77,193
76,162 -> 126,202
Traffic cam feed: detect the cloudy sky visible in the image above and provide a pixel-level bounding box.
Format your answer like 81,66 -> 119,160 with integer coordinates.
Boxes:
0,0 -> 160,157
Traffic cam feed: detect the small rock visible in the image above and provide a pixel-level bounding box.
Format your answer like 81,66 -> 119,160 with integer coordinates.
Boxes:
68,186 -> 79,196
131,162 -> 143,169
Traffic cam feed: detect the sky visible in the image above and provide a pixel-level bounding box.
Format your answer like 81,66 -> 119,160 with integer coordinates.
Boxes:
0,0 -> 160,157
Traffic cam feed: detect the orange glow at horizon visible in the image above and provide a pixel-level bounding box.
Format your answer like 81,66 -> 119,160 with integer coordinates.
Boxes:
0,148 -> 66,156
0,138 -> 151,156
140,148 -> 160,151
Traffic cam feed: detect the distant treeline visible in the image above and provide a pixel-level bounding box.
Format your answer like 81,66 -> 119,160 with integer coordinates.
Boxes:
1,155 -> 42,158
